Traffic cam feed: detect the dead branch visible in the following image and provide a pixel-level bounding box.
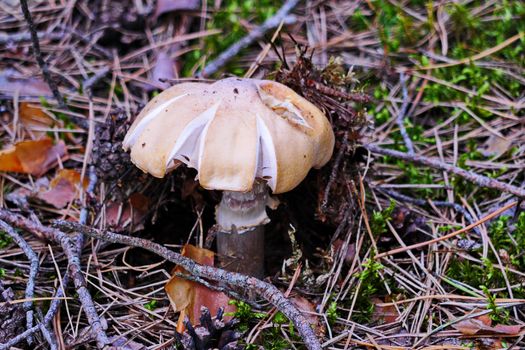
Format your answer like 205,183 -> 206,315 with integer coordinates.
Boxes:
366,144 -> 525,198
395,72 -> 415,154
0,279 -> 63,350
0,210 -> 110,349
19,0 -> 66,110
199,0 -> 299,77
0,220 -> 39,344
54,220 -> 324,350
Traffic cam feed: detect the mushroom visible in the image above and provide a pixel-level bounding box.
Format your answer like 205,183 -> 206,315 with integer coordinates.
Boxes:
123,77 -> 334,278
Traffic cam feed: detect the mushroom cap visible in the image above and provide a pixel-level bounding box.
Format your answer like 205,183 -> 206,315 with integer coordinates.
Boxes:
123,78 -> 334,194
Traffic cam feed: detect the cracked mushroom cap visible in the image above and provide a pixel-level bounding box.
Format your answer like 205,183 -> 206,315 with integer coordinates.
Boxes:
123,78 -> 334,194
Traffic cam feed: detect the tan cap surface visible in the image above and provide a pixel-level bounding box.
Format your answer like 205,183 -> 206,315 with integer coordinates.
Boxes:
123,78 -> 334,194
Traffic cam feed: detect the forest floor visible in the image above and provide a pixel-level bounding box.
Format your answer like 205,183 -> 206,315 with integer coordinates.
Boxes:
0,0 -> 524,349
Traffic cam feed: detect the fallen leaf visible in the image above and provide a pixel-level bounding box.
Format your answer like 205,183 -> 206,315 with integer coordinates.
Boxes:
145,51 -> 176,91
0,69 -> 52,97
5,177 -> 49,209
290,295 -> 325,336
372,297 -> 398,324
480,135 -> 512,157
36,169 -> 88,208
153,0 -> 200,19
453,318 -> 522,336
332,239 -> 356,265
0,138 -> 67,176
19,102 -> 55,138
477,314 -> 492,327
105,193 -> 150,232
165,244 -> 234,328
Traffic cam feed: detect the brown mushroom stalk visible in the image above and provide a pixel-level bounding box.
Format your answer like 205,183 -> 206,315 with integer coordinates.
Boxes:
123,78 -> 334,278
215,180 -> 270,278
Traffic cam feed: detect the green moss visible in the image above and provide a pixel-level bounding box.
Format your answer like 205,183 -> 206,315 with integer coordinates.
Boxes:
181,0 -> 282,76
350,259 -> 388,323
370,200 -> 395,236
0,230 -> 13,249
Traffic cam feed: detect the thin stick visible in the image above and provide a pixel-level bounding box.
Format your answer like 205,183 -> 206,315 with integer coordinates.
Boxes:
0,276 -> 68,349
0,210 -> 110,348
395,72 -> 414,154
366,144 -> 525,198
322,132 -> 349,210
54,220 -> 323,350
0,220 -> 39,344
416,32 -> 524,71
83,67 -> 111,97
19,0 -> 66,109
199,0 -> 299,77
375,201 -> 517,259
379,189 -> 481,236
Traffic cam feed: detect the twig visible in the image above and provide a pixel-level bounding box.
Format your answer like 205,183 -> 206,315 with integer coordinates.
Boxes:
54,220 -> 323,350
176,273 -> 263,309
19,0 -> 66,110
0,30 -> 62,45
378,188 -> 481,236
36,308 -> 58,350
0,220 -> 39,344
0,283 -> 65,350
199,0 -> 299,77
0,210 -> 110,349
395,72 -> 415,154
415,32 -> 525,71
83,67 -> 111,97
322,132 -> 349,211
45,230 -> 110,348
366,144 -> 525,198
375,201 -> 517,259
77,165 -> 97,253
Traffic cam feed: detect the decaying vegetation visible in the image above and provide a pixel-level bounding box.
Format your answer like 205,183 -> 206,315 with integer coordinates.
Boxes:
0,0 -> 524,349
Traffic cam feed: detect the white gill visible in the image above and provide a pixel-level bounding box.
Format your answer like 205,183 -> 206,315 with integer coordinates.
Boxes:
165,101 -> 221,171
255,114 -> 278,191
122,93 -> 188,149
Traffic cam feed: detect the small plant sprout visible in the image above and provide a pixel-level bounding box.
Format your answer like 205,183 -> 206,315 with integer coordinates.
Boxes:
123,78 -> 334,277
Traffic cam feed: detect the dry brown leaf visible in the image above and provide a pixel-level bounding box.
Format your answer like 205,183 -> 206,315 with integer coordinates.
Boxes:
480,135 -> 512,157
453,318 -> 522,336
105,193 -> 150,232
0,138 -> 67,176
477,314 -> 492,327
165,244 -> 234,328
36,169 -> 88,208
19,102 -> 55,138
290,295 -> 324,336
372,297 -> 398,324
332,239 -> 356,265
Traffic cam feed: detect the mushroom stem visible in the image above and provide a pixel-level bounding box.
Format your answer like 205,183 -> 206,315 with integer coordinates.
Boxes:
215,181 -> 269,278
216,226 -> 265,278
